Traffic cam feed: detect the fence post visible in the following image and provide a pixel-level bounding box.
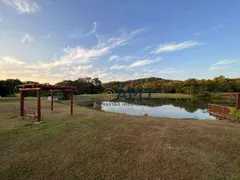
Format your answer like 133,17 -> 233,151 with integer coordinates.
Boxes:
20,90 -> 24,118
37,90 -> 41,122
236,93 -> 240,109
70,92 -> 73,116
51,91 -> 53,111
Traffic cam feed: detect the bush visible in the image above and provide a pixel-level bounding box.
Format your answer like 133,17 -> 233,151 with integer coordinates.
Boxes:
232,109 -> 240,119
227,107 -> 240,122
8,94 -> 18,97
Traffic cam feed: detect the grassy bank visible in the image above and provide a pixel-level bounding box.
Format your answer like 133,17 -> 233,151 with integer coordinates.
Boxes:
1,99 -> 240,179
150,93 -> 191,99
77,93 -> 192,101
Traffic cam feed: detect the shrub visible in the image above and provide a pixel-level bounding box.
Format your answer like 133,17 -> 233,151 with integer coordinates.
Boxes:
228,107 -> 240,122
194,91 -> 212,99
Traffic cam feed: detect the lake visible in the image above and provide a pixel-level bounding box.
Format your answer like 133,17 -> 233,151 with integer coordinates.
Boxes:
101,98 -> 216,120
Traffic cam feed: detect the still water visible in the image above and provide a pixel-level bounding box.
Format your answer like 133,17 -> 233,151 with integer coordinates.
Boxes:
101,99 -> 215,120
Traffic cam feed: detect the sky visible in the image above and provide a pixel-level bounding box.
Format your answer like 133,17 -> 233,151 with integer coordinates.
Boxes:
0,0 -> 239,84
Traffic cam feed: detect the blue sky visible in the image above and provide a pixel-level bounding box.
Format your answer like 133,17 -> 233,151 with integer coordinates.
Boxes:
0,0 -> 239,83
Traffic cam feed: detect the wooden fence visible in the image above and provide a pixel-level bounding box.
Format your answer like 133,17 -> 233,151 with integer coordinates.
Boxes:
208,104 -> 235,120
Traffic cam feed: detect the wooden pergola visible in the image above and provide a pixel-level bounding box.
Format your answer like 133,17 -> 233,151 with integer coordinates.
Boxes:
17,84 -> 77,122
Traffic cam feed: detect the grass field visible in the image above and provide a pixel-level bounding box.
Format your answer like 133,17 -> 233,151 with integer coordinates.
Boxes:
1,98 -> 240,179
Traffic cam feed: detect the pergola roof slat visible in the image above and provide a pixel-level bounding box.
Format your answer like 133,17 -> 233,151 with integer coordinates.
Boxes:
17,84 -> 77,92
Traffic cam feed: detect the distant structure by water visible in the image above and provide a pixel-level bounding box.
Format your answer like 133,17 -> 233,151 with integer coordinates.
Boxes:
48,96 -> 58,102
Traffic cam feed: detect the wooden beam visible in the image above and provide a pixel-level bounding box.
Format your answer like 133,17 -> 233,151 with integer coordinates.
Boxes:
19,88 -> 41,91
51,91 -> 53,111
37,90 -> 41,122
230,95 -> 237,100
49,90 -> 62,92
49,89 -> 74,92
20,90 -> 24,117
70,92 -> 73,116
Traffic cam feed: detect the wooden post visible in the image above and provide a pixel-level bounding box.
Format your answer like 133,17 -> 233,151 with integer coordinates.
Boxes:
70,92 -> 73,116
51,91 -> 53,111
20,90 -> 24,117
37,90 -> 41,122
236,93 -> 240,109
209,104 -> 211,115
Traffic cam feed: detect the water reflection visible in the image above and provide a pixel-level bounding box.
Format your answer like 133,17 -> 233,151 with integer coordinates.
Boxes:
101,99 -> 215,120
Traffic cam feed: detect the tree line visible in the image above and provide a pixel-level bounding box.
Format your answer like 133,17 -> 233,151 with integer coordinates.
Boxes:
0,76 -> 239,97
103,76 -> 240,96
0,78 -> 103,97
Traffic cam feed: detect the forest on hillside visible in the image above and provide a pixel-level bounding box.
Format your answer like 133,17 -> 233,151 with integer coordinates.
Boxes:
103,76 -> 240,94
0,76 -> 239,97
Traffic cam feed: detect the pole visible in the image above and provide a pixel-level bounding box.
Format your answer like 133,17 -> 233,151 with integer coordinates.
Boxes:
70,92 -> 73,116
20,90 -> 24,117
37,90 -> 41,122
51,91 -> 53,111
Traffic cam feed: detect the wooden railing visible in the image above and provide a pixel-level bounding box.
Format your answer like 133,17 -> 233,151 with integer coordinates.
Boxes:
209,104 -> 235,120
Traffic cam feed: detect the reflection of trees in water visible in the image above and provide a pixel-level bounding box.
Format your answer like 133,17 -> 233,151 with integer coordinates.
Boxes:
78,98 -> 213,113
123,98 -> 209,113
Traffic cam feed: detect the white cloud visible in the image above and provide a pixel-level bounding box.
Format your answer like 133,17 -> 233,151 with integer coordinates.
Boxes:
108,55 -> 136,62
152,41 -> 200,54
158,68 -> 183,75
26,61 -> 55,69
60,46 -> 110,64
0,55 -> 111,84
89,22 -> 97,35
1,0 -> 40,13
43,33 -> 54,39
0,56 -> 25,65
107,28 -> 145,47
215,60 -> 239,65
211,24 -> 223,31
210,60 -> 239,70
73,64 -> 92,71
108,55 -> 120,62
128,57 -> 161,68
70,22 -> 97,39
209,66 -> 225,70
21,33 -> 34,43
0,69 -> 58,84
128,60 -> 152,68
194,32 -> 202,36
118,56 -> 136,62
0,56 -> 44,82
110,64 -> 126,70
27,46 -> 109,70
0,28 -> 147,83
103,67 -> 184,82
143,46 -> 152,51
139,68 -> 184,78
27,28 -> 144,69
57,66 -> 112,82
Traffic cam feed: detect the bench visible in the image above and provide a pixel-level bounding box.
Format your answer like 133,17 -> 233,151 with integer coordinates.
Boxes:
23,110 -> 37,119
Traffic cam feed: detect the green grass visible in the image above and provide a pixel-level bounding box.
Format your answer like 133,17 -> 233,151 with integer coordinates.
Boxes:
1,98 -> 240,179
